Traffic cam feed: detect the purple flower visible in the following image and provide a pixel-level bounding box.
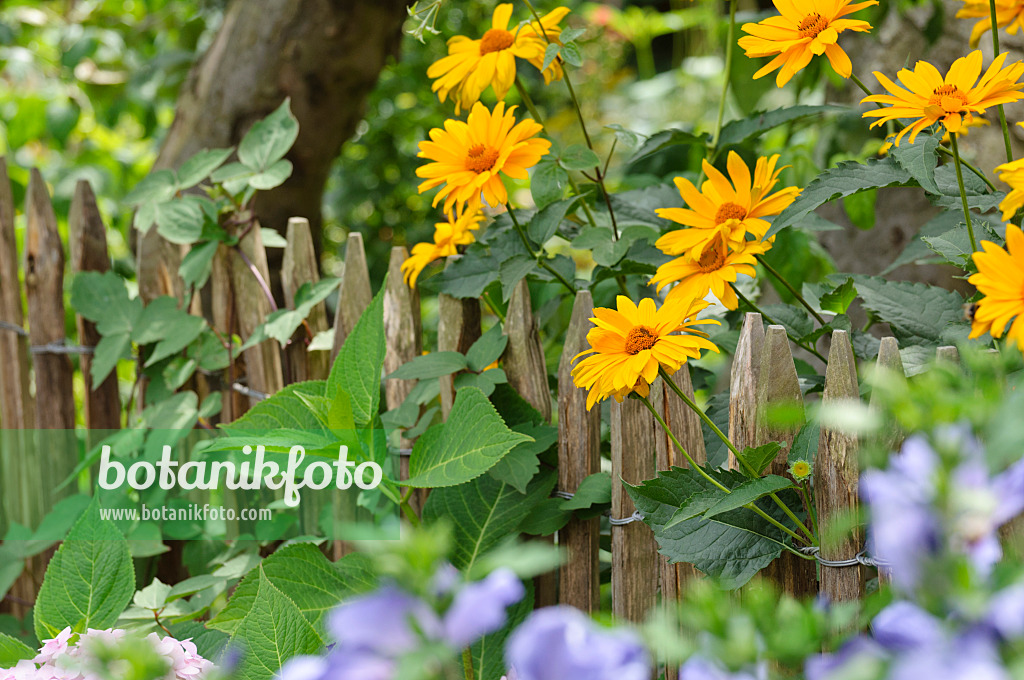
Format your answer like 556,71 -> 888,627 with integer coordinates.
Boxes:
505,607 -> 650,680
887,632 -> 1008,680
444,568 -> 525,649
328,586 -> 442,658
871,601 -> 945,651
984,583 -> 1024,639
804,636 -> 885,680
679,657 -> 761,680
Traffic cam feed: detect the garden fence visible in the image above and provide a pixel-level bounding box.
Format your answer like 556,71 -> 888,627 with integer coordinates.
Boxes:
0,159 -> 959,631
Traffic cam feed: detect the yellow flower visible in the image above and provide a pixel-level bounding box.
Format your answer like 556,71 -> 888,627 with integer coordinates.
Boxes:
401,209 -> 484,287
996,157 -> 1024,221
654,152 -> 799,260
737,0 -> 878,87
879,116 -> 990,155
650,233 -> 773,310
571,295 -> 720,410
427,4 -> 570,113
957,0 -> 1024,48
416,101 -> 551,215
968,224 -> 1024,348
862,51 -> 1024,147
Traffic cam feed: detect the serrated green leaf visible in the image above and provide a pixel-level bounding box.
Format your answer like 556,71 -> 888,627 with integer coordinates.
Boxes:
768,158 -> 912,238
0,633 -> 35,666
176,148 -> 233,189
34,498 -> 135,640
527,196 -> 579,245
759,303 -> 814,339
788,422 -> 819,464
628,128 -> 708,164
736,442 -> 784,478
328,280 -> 386,426
424,244 -> 499,299
702,475 -> 795,519
222,381 -> 328,432
466,326 -> 508,372
921,222 -> 998,269
388,351 -> 467,380
559,144 -> 600,171
238,99 -> 299,172
890,133 -> 940,194
406,387 -> 533,488
487,422 -> 556,494
719,105 -> 847,147
663,488 -> 727,528
242,278 -> 340,348
853,275 -> 965,346
531,161 -> 568,210
820,277 -> 856,315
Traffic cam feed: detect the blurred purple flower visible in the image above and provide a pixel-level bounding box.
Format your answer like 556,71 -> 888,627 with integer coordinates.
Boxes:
887,632 -> 1008,680
679,657 -> 762,680
871,601 -> 945,651
328,586 -> 442,658
804,636 -> 885,680
444,568 -> 525,649
505,606 -> 649,680
984,583 -> 1024,639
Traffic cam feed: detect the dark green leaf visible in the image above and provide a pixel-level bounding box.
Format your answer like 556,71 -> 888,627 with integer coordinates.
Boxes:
466,325 -> 508,372
853,275 -> 965,346
388,351 -> 467,380
890,133 -> 940,194
176,148 -> 233,189
735,442 -> 783,477
531,161 -> 568,210
528,196 -> 579,245
820,277 -> 856,315
238,99 -> 299,172
718,105 -> 847,148
180,240 -> 219,290
328,279 -> 386,425
628,128 -> 708,164
559,144 -> 600,171
702,475 -> 795,519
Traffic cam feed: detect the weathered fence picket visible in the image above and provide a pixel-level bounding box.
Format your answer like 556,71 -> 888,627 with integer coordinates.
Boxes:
502,280 -> 551,422
282,217 -> 331,383
331,232 -> 373,361
437,290 -> 481,419
229,225 -> 284,400
729,312 -> 764,467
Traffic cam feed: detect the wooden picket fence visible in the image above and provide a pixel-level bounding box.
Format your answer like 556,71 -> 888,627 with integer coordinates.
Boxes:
0,160 -> 955,637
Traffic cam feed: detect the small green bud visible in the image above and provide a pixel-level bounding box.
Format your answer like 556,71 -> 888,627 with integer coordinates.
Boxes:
788,459 -> 812,482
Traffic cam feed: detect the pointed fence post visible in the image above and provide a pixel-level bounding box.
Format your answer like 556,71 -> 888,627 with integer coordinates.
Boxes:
816,330 -> 862,602
936,345 -> 960,365
870,337 -> 905,455
282,217 -> 331,383
331,233 -> 373,361
557,291 -> 600,612
755,325 -> 817,597
502,280 -> 551,421
69,180 -> 122,432
729,313 -> 763,467
0,158 -> 33,433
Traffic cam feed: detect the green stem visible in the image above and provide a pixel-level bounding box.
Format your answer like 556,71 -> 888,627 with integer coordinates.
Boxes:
987,0 -> 1015,164
658,369 -> 817,544
754,254 -> 825,325
462,649 -> 475,680
507,204 -> 576,294
482,291 -> 506,322
398,488 -> 422,528
709,0 -> 738,151
950,133 -> 979,253
731,285 -> 829,363
639,394 -> 809,545
800,481 -> 819,539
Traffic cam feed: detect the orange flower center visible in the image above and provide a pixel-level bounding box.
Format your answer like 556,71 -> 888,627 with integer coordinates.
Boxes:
480,28 -> 515,55
625,326 -> 659,355
928,84 -> 968,113
697,243 -> 727,273
714,202 -> 746,225
466,144 -> 500,173
797,13 -> 829,38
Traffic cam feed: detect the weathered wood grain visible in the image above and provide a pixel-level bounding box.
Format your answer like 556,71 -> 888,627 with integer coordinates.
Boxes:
281,217 -> 330,382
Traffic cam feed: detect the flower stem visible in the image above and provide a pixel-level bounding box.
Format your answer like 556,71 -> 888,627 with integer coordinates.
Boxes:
709,0 -> 738,151
950,133 -> 979,253
482,291 -> 506,322
730,285 -> 828,363
987,0 -> 1015,164
658,368 -> 817,543
639,393 -> 810,545
462,649 -> 475,680
507,204 -> 576,294
754,254 -> 825,324
800,481 -> 819,539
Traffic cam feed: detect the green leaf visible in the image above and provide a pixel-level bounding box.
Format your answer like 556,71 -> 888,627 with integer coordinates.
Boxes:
768,158 -> 912,238
328,280 -> 386,426
0,633 -> 35,666
247,158 -> 294,191
155,198 -> 205,245
71,271 -> 142,335
238,99 -> 299,172
423,471 -> 554,571
702,475 -> 795,519
180,240 -> 220,290
735,442 -> 783,478
527,196 -> 579,245
125,170 -> 177,206
531,160 -> 568,210
518,497 -> 571,536
34,498 -> 135,640
466,326 -> 508,372
788,422 -> 819,464
425,244 -> 499,299
133,297 -> 207,367
454,368 -> 507,397
134,578 -> 172,610
922,221 -> 998,269
242,278 -> 341,348
487,422 -> 557,494
561,471 -> 612,510
759,303 -> 814,339
176,148 -> 233,189
820,277 -> 856,315
853,275 -> 965,346
717,105 -> 847,148
209,544 -> 375,636
388,351 -> 467,380
229,568 -> 324,680
542,42 -> 560,71
406,387 -> 533,488
559,144 -> 600,171
560,41 -> 582,67
223,381 -> 328,432
890,133 -> 940,195
628,128 -> 708,164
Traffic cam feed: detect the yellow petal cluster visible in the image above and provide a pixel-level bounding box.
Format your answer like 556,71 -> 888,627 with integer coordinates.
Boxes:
401,209 -> 484,288
968,224 -> 1024,349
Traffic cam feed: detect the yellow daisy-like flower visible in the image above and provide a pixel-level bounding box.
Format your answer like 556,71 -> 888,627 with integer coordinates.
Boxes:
570,296 -> 720,410
416,101 -> 551,215
957,0 -> 1024,48
862,50 -> 1024,147
968,224 -> 1024,348
401,209 -> 485,287
654,152 -> 799,260
878,116 -> 990,155
996,156 -> 1024,221
737,0 -> 878,87
650,233 -> 773,310
427,4 -> 571,114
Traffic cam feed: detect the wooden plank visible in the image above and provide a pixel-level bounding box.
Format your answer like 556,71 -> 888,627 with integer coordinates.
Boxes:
501,279 -> 551,421
331,232 -> 372,360
816,330 -> 861,602
0,157 -> 33,432
210,245 -> 248,423
69,180 -> 121,431
281,217 -> 331,382
728,312 -> 763,467
755,325 -> 817,597
936,345 -> 960,365
610,392 -> 659,623
557,291 -> 600,612
437,292 -> 481,419
137,228 -> 183,303
870,337 -> 905,455
228,222 -> 284,401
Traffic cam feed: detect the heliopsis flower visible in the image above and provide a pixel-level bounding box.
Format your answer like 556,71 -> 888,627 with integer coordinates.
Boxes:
654,152 -> 799,260
401,209 -> 484,287
862,51 -> 1024,146
427,4 -> 570,113
995,157 -> 1024,220
968,224 -> 1024,348
878,116 -> 990,155
737,0 -> 878,87
417,101 -> 551,214
650,233 -> 772,310
957,0 -> 1024,48
571,296 -> 720,410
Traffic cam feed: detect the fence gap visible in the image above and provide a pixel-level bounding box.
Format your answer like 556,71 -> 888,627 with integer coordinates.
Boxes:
502,279 -> 551,421
69,180 -> 122,432
816,330 -> 861,602
556,291 -> 600,612
729,312 -> 764,468
282,217 -> 331,383
755,325 -> 817,597
331,232 -> 373,361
